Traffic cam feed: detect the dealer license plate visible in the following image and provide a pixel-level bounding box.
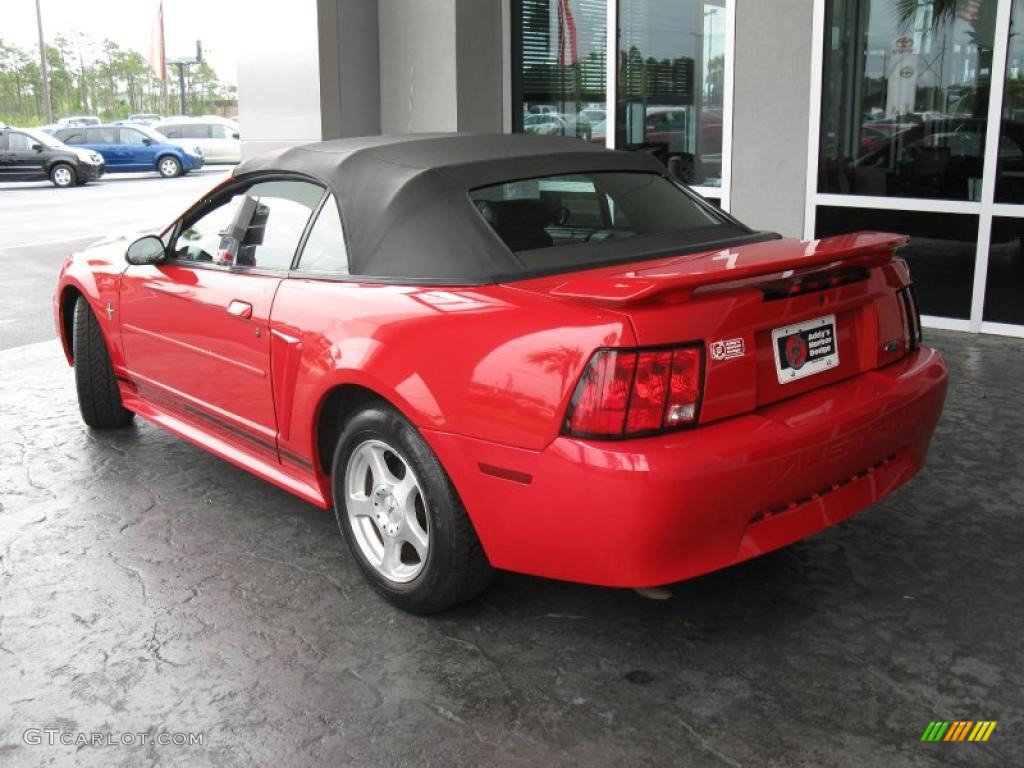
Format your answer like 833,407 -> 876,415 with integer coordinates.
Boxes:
771,314 -> 839,384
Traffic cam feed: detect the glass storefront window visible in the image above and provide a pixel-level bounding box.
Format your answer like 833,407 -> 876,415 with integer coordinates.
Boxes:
820,0 -> 998,200
985,217 -> 1024,323
513,0 -> 608,143
816,206 -> 977,319
616,0 -> 726,186
996,0 -> 1024,201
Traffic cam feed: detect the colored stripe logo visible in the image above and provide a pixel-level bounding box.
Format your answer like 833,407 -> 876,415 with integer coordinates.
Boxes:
921,721 -> 997,742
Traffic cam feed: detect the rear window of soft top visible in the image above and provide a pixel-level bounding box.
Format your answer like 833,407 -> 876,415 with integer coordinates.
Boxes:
469,171 -> 737,258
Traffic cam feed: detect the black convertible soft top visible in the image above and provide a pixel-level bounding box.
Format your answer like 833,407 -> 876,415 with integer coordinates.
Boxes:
233,133 -> 757,283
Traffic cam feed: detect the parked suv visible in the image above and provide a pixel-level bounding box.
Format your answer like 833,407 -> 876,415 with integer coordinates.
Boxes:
0,126 -> 105,187
53,124 -> 203,178
153,118 -> 241,164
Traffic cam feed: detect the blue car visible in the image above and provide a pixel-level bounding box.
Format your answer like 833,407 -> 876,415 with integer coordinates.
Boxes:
53,124 -> 203,178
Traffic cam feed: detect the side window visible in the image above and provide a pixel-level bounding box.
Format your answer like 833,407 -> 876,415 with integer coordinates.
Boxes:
172,179 -> 323,270
181,124 -> 211,139
7,132 -> 34,151
159,124 -> 181,139
86,127 -> 118,144
121,128 -> 149,145
173,194 -> 248,263
296,196 -> 349,274
210,124 -> 230,139
0,133 -> 7,151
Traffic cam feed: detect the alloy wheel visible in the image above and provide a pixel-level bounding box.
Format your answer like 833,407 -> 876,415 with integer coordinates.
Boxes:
159,158 -> 180,177
344,439 -> 430,583
52,166 -> 73,186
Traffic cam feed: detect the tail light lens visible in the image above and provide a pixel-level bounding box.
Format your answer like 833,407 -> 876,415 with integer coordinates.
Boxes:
564,345 -> 704,438
897,284 -> 922,352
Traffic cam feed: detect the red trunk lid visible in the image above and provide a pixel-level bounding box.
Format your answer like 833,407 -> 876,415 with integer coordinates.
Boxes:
505,232 -> 914,425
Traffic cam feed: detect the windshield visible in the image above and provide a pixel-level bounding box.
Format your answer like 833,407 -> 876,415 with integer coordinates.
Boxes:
470,172 -> 740,257
22,129 -> 64,148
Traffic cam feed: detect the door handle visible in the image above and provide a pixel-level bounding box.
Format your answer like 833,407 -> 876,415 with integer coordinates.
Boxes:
227,300 -> 253,319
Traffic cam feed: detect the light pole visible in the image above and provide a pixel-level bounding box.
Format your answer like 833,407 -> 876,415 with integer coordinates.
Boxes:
35,0 -> 53,123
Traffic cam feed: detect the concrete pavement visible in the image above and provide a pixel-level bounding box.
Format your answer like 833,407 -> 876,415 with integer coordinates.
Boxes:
0,169 -> 230,350
0,331 -> 1021,767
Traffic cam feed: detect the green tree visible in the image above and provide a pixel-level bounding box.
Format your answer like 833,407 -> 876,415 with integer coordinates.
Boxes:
0,34 -> 235,126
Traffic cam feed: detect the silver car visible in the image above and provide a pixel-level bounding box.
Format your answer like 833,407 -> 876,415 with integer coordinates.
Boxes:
153,118 -> 241,164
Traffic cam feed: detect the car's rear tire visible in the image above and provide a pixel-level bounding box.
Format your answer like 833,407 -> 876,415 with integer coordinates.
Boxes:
72,297 -> 135,429
50,163 -> 76,188
332,402 -> 493,613
157,156 -> 182,178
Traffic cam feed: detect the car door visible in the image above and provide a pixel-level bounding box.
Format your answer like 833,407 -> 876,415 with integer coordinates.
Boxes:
118,177 -> 326,458
204,123 -> 241,163
0,131 -> 14,178
86,126 -> 127,168
4,131 -> 47,179
120,127 -> 155,170
179,123 -> 212,159
202,123 -> 225,162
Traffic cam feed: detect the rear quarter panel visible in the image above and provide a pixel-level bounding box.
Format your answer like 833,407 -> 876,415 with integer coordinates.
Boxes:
270,278 -> 635,464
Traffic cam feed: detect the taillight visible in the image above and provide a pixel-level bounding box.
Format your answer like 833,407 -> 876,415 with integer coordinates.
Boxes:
897,284 -> 922,352
564,345 -> 704,438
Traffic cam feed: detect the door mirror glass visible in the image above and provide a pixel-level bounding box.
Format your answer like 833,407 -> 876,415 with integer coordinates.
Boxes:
32,143 -> 43,151
126,235 -> 166,265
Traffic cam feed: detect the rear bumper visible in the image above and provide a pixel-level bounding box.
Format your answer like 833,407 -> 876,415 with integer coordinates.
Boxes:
423,346 -> 948,587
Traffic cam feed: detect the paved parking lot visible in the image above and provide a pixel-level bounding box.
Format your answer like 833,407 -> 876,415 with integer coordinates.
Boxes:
0,169 -> 229,350
0,328 -> 1021,767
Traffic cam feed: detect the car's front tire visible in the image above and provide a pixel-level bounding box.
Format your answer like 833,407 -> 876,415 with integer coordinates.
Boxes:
50,163 -> 76,188
157,156 -> 182,178
72,297 -> 135,429
332,403 -> 493,614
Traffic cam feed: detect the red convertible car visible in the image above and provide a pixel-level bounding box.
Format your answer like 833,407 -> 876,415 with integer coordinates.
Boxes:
54,134 -> 948,612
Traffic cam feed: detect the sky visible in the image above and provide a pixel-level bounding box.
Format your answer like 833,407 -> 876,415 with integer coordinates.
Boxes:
2,0 -> 240,84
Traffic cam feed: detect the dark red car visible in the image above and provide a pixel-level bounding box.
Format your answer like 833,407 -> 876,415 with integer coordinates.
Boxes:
54,135 -> 948,612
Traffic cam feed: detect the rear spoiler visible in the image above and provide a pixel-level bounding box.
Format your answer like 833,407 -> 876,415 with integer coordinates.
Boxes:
548,232 -> 908,306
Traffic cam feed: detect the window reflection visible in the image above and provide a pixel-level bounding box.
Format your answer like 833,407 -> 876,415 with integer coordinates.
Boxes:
985,218 -> 1024,323
820,0 -> 998,200
616,0 -> 726,186
996,0 -> 1024,201
516,0 -> 608,143
816,206 -> 977,319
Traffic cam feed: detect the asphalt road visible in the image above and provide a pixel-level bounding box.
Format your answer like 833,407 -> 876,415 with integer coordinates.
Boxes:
0,168 -> 231,351
0,330 -> 1021,767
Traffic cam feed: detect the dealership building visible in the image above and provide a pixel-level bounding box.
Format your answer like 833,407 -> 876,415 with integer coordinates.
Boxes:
239,0 -> 1024,337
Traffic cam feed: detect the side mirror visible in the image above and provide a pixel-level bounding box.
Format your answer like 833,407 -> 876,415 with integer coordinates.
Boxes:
142,138 -> 154,145
126,235 -> 167,266
32,143 -> 43,151
231,131 -> 240,139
